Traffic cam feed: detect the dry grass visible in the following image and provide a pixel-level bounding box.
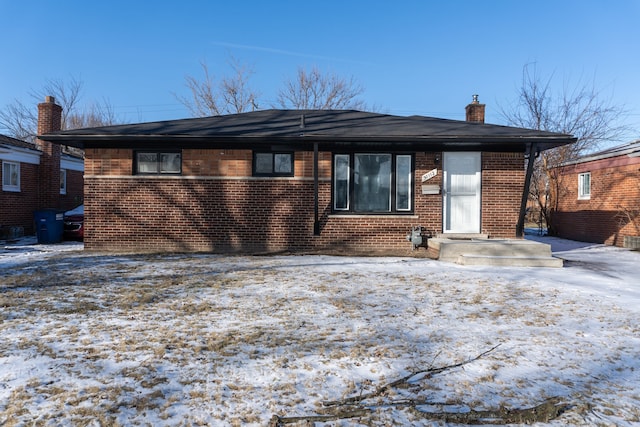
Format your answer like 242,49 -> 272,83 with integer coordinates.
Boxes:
0,252 -> 638,426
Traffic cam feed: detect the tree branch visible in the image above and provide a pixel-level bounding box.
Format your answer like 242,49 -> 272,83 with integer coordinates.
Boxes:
323,343 -> 501,407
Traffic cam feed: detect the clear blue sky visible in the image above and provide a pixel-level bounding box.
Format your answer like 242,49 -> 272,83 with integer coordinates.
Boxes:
1,0 -> 639,141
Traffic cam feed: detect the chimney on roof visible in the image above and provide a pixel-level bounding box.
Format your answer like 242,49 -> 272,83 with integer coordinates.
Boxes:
36,96 -> 63,209
37,96 -> 63,135
465,94 -> 485,123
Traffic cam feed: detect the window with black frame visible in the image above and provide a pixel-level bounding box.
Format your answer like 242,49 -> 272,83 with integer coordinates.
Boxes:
253,152 -> 294,177
135,152 -> 182,175
333,153 -> 413,213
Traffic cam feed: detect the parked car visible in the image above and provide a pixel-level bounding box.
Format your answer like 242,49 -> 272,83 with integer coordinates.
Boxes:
63,205 -> 84,240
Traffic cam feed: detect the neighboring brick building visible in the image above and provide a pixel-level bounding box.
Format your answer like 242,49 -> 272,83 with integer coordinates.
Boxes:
39,97 -> 575,254
552,140 -> 640,247
1,97 -> 83,238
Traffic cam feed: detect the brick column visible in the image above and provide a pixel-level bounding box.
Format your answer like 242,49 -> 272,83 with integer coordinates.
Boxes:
36,96 -> 63,208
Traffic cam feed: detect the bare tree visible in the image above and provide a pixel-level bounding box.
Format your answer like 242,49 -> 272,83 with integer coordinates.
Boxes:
36,76 -> 84,130
0,76 -> 118,142
220,57 -> 259,114
176,57 -> 259,117
500,63 -> 630,235
66,99 -> 117,129
0,101 -> 34,141
276,66 -> 366,110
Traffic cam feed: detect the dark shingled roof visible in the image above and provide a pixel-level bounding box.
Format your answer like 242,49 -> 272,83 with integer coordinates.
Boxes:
39,109 -> 576,152
0,134 -> 39,151
561,139 -> 640,166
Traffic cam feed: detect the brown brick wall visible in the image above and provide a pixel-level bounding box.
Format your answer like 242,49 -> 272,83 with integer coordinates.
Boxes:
84,149 -> 132,176
86,149 -> 333,178
83,149 -> 524,253
553,157 -> 640,246
1,163 -> 40,234
1,163 -> 83,235
481,152 -> 525,238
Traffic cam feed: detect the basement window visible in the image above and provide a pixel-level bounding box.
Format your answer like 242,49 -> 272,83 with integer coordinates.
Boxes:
2,161 -> 20,192
333,153 -> 413,213
135,152 -> 182,175
253,152 -> 294,177
578,172 -> 591,200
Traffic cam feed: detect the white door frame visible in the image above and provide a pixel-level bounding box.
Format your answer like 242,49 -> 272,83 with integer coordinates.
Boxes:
442,152 -> 481,233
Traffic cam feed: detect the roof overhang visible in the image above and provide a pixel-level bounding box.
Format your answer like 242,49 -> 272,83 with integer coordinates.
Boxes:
0,143 -> 42,164
37,109 -> 577,153
39,134 -> 574,153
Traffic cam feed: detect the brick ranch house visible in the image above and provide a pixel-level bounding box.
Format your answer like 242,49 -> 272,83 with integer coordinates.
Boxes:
552,140 -> 640,248
38,96 -> 575,254
1,97 -> 83,238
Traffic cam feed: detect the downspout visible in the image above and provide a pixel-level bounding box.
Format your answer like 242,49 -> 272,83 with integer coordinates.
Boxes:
313,141 -> 320,235
516,142 -> 537,238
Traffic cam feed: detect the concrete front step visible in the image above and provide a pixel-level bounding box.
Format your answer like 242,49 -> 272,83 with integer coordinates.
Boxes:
457,254 -> 564,268
435,233 -> 489,240
428,238 -> 563,267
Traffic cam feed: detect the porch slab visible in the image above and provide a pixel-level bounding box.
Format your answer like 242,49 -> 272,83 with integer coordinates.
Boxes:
428,237 -> 563,267
457,254 -> 564,268
435,233 -> 489,240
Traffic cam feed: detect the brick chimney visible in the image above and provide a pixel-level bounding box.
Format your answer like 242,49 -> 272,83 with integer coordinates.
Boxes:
465,94 -> 485,123
36,96 -> 63,208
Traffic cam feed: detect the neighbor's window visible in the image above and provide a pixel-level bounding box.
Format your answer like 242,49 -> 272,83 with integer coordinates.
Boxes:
253,152 -> 294,177
135,152 -> 182,175
333,153 -> 413,213
2,161 -> 20,192
578,172 -> 591,199
60,169 -> 67,195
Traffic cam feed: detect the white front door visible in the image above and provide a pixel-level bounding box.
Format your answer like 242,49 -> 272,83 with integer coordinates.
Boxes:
443,152 -> 481,233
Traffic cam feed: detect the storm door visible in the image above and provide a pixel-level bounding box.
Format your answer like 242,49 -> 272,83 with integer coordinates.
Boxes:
443,152 -> 481,233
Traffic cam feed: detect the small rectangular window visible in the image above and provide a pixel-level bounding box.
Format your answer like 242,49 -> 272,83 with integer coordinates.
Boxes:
60,169 -> 67,195
135,152 -> 182,175
2,161 -> 20,192
578,172 -> 591,200
253,152 -> 294,177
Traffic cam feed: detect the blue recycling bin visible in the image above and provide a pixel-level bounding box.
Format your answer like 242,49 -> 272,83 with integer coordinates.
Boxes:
34,209 -> 64,244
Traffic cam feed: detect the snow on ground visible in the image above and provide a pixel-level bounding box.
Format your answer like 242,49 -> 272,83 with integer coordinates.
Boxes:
0,234 -> 639,426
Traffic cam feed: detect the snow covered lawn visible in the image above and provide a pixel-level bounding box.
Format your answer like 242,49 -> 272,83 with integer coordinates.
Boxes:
1,236 -> 639,426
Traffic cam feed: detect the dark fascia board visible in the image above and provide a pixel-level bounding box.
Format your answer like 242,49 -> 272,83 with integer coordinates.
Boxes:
39,133 -> 576,153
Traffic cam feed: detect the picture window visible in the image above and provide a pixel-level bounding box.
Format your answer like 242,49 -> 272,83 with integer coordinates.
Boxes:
333,153 -> 413,213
